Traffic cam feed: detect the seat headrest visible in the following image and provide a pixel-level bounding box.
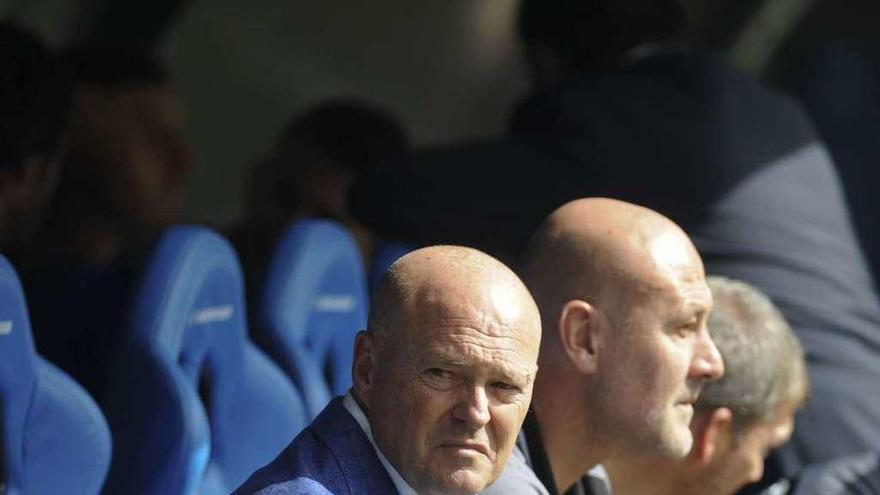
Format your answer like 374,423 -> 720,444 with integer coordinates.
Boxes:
126,225 -> 254,446
0,255 -> 111,495
131,226 -> 247,359
260,218 -> 368,395
0,255 -> 39,487
105,226 -> 306,495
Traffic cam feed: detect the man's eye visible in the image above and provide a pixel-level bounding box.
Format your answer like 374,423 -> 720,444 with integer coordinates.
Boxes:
676,322 -> 697,337
492,381 -> 520,392
426,368 -> 454,379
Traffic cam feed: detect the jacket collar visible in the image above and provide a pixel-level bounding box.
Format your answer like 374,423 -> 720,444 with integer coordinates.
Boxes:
311,397 -> 399,494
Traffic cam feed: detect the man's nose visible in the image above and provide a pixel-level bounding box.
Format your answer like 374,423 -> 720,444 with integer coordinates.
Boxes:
691,326 -> 724,382
452,385 -> 491,429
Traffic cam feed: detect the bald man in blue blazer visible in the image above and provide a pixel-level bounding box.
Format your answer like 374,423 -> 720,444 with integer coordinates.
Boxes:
234,246 -> 542,495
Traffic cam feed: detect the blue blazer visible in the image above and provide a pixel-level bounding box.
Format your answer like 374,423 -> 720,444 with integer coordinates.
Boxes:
232,396 -> 398,494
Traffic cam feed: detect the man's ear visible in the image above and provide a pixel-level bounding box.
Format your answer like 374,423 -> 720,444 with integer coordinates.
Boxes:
558,299 -> 601,374
352,330 -> 377,403
691,407 -> 734,464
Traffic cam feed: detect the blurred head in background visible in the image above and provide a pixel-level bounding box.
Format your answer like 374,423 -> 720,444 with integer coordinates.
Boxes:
0,21 -> 70,258
41,43 -> 195,265
234,98 -> 409,291
244,98 -> 408,228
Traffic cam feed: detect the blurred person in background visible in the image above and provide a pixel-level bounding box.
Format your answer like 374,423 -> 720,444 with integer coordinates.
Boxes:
352,0 -> 880,484
21,43 -> 196,402
604,276 -> 809,495
779,451 -> 880,495
231,98 -> 409,298
0,21 -> 69,261
770,1 -> 880,301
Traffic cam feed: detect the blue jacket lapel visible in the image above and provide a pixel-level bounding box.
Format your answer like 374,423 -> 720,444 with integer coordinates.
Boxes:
311,397 -> 399,494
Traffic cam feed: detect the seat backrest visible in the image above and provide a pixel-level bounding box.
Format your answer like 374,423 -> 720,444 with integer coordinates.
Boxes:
368,240 -> 414,292
259,218 -> 368,400
103,226 -> 307,495
0,255 -> 111,495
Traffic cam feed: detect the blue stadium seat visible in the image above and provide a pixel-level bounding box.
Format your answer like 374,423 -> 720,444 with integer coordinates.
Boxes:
0,255 -> 111,495
102,226 -> 307,495
258,218 -> 368,406
369,240 -> 413,292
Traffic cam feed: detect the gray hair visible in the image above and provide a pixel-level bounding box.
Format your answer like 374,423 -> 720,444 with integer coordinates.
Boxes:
696,276 -> 808,428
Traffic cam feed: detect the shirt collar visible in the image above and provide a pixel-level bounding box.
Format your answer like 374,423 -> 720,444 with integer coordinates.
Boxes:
585,465 -> 612,495
343,391 -> 420,495
520,410 -> 610,495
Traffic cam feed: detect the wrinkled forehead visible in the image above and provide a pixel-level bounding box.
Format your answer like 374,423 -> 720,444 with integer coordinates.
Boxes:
413,282 -> 536,333
397,282 -> 540,357
415,324 -> 541,380
641,271 -> 712,321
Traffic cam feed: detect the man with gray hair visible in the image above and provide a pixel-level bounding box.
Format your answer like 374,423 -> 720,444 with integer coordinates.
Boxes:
604,276 -> 809,495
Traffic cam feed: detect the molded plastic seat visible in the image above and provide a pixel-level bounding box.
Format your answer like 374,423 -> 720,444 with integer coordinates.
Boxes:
257,218 -> 369,412
0,255 -> 111,495
102,226 -> 307,495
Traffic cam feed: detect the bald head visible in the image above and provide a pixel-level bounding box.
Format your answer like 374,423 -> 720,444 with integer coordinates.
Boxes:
523,197 -> 706,332
355,245 -> 542,495
369,245 -> 539,344
521,198 -> 723,490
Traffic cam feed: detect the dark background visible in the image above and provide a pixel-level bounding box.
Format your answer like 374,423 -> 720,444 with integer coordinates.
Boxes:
1,0 -> 872,226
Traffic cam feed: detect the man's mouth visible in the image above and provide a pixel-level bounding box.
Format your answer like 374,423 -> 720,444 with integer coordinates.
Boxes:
681,388 -> 701,405
678,393 -> 700,408
437,442 -> 490,458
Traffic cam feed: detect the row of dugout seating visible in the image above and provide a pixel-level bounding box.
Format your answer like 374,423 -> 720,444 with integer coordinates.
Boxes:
0,218 -> 411,494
